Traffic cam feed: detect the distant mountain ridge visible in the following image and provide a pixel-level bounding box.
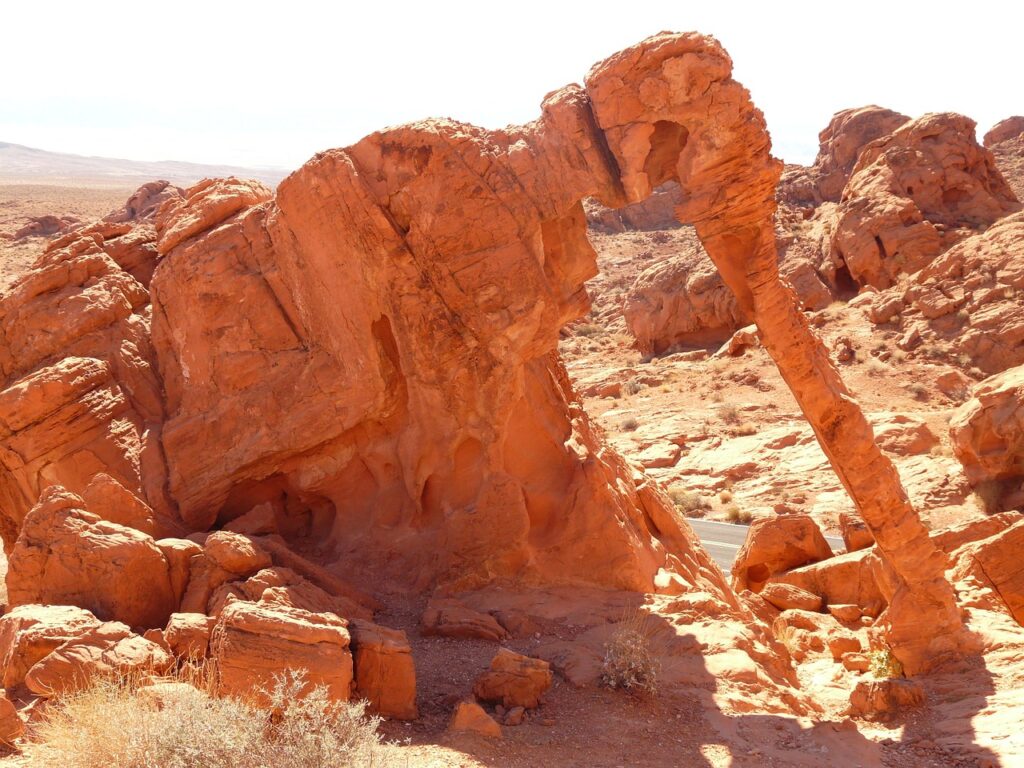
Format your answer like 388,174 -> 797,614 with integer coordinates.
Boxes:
0,141 -> 288,187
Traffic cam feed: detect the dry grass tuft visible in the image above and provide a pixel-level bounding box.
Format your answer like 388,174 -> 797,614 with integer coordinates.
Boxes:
868,648 -> 904,679
25,670 -> 383,768
668,486 -> 710,516
601,610 -> 660,696
620,417 -> 640,432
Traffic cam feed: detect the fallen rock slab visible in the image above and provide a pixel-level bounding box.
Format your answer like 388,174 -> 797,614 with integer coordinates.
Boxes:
473,648 -> 552,709
448,700 -> 501,738
350,620 -> 417,720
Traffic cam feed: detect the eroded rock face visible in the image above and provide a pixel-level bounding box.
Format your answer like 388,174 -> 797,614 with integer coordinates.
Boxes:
0,183 -> 179,548
24,621 -> 172,696
984,117 -> 1024,148
951,519 -> 1024,626
211,600 -> 354,704
0,32 -> 964,676
732,515 -> 833,593
861,211 -> 1024,375
6,487 -> 176,629
831,113 -> 1020,289
950,365 -> 1024,505
781,106 -> 911,207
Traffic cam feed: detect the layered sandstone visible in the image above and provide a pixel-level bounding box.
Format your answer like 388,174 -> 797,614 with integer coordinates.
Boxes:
831,113 -> 1020,289
0,32 -> 966,681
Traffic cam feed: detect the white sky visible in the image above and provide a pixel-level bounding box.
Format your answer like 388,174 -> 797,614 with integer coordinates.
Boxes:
1,0 -> 1020,170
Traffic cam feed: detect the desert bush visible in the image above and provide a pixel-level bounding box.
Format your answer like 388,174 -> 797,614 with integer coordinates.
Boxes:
731,422 -> 757,436
25,671 -> 383,768
601,610 -> 660,695
574,323 -> 603,338
718,404 -> 740,425
906,382 -> 929,401
725,505 -> 752,524
623,378 -> 645,396
668,486 -> 710,516
718,489 -> 733,503
620,417 -> 640,432
868,648 -> 904,679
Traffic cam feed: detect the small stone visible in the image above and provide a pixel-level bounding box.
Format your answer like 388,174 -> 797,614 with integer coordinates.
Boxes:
448,701 -> 501,738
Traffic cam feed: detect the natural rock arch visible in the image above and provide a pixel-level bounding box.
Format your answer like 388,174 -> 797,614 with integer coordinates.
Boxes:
0,32 -> 965,675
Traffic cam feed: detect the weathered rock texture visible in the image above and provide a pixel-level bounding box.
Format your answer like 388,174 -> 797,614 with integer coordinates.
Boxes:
950,365 -> 1024,507
780,106 -> 910,207
0,32 -> 962,674
859,211 -> 1024,374
831,113 -> 1020,289
586,37 -> 966,674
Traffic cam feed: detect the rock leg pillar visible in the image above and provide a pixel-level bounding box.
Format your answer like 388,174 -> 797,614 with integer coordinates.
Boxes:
700,221 -> 965,675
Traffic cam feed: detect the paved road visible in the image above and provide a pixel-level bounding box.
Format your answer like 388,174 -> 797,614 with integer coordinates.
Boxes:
689,518 -> 845,572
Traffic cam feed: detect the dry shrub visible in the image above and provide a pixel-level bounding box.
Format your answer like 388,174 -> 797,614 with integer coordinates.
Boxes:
623,378 -> 645,396
601,610 -> 660,695
574,322 -> 603,338
725,505 -> 753,524
668,486 -> 710,516
868,649 -> 904,679
620,417 -> 640,432
718,404 -> 740,425
25,670 -> 383,768
731,422 -> 757,436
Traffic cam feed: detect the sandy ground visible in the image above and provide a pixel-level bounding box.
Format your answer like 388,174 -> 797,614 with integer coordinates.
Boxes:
0,184 -> 132,292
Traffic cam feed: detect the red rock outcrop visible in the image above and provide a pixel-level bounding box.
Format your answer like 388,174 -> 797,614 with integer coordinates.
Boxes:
0,32 -> 966,678
860,210 -> 1024,374
24,620 -> 172,696
0,604 -> 101,687
780,106 -> 911,207
830,113 -> 1020,289
984,117 -> 1024,148
950,365 -> 1024,506
211,600 -> 354,704
349,620 -> 417,720
473,648 -> 552,709
950,519 -> 1024,625
731,514 -> 833,592
6,486 -> 176,629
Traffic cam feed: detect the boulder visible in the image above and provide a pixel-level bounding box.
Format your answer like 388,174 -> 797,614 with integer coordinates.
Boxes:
473,648 -> 552,709
162,613 -> 215,661
211,600 -> 353,704
6,487 -> 176,629
984,116 -> 1024,148
838,512 -> 874,552
421,600 -> 507,642
830,113 -> 1019,290
848,678 -> 925,717
24,621 -> 173,696
731,514 -> 834,592
203,532 -> 272,577
80,472 -> 157,536
0,695 -> 24,745
349,620 -> 417,720
808,106 -> 912,203
0,604 -> 101,687
950,366 -> 1024,504
950,519 -> 1024,625
760,583 -> 823,612
448,700 -> 501,738
767,549 -> 885,611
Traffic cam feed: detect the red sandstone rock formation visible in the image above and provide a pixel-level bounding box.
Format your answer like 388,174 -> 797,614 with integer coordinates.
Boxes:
0,32 -> 968,682
859,211 -> 1024,374
950,364 -> 1024,508
831,113 -> 1020,289
984,116 -> 1024,148
780,106 -> 910,207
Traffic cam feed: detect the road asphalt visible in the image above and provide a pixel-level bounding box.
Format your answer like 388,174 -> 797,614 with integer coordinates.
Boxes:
688,518 -> 845,572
